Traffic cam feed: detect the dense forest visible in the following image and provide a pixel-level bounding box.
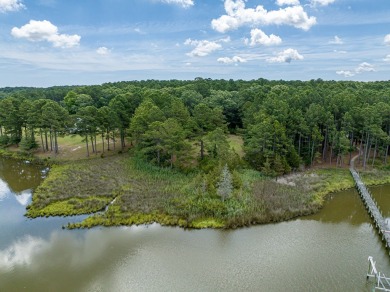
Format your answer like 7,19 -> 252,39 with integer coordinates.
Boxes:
0,78 -> 389,175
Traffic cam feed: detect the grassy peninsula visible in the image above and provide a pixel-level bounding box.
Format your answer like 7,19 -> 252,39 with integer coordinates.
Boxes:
24,148 -> 387,229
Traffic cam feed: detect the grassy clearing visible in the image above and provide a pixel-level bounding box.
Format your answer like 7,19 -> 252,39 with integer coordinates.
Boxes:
227,134 -> 244,157
32,134 -> 128,161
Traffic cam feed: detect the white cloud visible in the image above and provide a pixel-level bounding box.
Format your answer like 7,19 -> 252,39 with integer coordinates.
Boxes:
384,34 -> 390,45
49,34 -> 80,48
311,0 -> 335,6
217,56 -> 247,64
329,36 -> 343,45
211,0 -> 316,33
11,20 -> 80,48
184,38 -> 224,57
220,36 -> 231,43
384,55 -> 390,62
246,28 -> 282,46
276,0 -> 300,6
96,47 -> 110,55
336,62 -> 375,78
336,70 -> 354,77
158,0 -> 194,8
267,48 -> 303,63
355,62 -> 375,73
0,0 -> 25,13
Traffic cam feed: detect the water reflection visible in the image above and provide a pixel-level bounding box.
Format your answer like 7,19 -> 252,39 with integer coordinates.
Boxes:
0,228 -> 159,292
0,180 -> 9,201
370,185 -> 390,217
1,221 -> 387,292
0,158 -> 43,193
0,157 -> 84,252
14,190 -> 32,206
302,188 -> 370,225
0,235 -> 46,271
1,155 -> 390,291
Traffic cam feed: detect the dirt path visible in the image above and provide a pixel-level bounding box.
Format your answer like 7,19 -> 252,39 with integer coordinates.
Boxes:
350,147 -> 363,170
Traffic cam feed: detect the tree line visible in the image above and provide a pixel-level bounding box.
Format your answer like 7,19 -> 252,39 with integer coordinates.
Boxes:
0,78 -> 389,174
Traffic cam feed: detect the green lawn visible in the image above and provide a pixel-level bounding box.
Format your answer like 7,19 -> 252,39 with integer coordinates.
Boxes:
227,134 -> 244,157
33,134 -> 128,161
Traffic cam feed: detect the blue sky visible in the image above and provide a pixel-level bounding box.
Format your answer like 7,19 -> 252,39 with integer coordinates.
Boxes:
0,0 -> 390,87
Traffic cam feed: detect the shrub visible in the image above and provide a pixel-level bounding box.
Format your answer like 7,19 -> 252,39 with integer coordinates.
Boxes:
20,137 -> 39,151
0,135 -> 9,146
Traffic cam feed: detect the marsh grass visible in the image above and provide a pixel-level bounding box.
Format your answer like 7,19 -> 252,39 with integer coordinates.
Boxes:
360,169 -> 390,186
252,180 -> 315,221
27,151 -> 389,229
0,148 -> 45,164
27,156 -> 124,217
300,169 -> 355,203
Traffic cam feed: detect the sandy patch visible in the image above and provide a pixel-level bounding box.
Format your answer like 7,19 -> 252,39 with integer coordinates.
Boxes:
276,172 -> 319,187
71,146 -> 82,152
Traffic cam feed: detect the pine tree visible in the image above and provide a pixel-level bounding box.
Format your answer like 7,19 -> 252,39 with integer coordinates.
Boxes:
217,164 -> 233,202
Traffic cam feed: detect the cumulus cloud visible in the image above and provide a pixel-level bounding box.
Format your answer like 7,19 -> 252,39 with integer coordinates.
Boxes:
245,28 -> 282,46
211,0 -> 316,33
96,47 -> 110,55
384,55 -> 390,62
11,20 -> 80,48
158,0 -> 194,8
267,48 -> 303,63
384,34 -> 390,45
276,0 -> 300,6
355,62 -> 375,74
336,62 -> 375,78
311,0 -> 335,6
184,38 -> 225,57
329,36 -> 343,45
0,0 -> 25,13
217,56 -> 247,64
336,70 -> 354,78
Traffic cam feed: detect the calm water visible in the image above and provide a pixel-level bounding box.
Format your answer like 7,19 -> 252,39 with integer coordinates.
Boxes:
0,157 -> 389,292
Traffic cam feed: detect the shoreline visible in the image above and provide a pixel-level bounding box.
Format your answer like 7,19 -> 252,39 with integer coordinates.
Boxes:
3,148 -> 389,230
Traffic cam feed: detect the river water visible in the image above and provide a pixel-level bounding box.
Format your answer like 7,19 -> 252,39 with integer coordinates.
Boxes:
0,157 -> 389,292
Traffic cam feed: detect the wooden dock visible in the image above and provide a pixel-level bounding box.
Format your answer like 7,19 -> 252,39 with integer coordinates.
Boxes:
367,256 -> 390,291
350,167 -> 390,252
